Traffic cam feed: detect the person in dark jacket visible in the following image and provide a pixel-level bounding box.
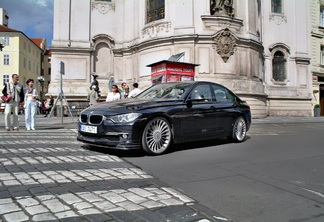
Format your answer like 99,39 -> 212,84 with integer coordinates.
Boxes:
2,74 -> 24,131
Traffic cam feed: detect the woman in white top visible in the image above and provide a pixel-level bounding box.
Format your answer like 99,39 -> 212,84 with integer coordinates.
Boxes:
106,84 -> 121,102
24,79 -> 38,130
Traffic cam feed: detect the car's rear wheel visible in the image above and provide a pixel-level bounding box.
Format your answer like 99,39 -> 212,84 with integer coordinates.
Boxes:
142,117 -> 172,155
231,116 -> 247,142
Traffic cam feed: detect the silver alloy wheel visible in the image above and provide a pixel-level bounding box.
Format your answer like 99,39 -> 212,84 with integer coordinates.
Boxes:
142,117 -> 171,155
232,116 -> 247,142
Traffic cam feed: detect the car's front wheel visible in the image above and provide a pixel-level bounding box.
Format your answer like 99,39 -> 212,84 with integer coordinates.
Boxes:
142,117 -> 172,155
231,116 -> 247,142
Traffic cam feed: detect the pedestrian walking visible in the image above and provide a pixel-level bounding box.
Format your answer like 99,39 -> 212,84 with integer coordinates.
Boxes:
44,95 -> 54,117
24,79 -> 38,130
128,83 -> 141,98
87,85 -> 99,106
123,85 -> 130,99
1,74 -> 24,131
119,82 -> 127,98
36,99 -> 43,114
106,84 -> 121,102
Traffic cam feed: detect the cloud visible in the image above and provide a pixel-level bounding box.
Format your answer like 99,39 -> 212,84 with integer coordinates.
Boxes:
0,0 -> 53,46
36,0 -> 48,7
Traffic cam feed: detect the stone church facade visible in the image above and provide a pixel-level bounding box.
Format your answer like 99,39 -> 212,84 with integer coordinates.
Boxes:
49,0 -> 311,118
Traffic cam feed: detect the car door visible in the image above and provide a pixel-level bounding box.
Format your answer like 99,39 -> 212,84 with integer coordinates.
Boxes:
178,83 -> 217,142
211,84 -> 236,134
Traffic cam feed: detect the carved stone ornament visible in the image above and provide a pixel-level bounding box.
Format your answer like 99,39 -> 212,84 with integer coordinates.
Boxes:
142,21 -> 171,39
91,1 -> 115,14
269,14 -> 287,25
214,28 -> 237,63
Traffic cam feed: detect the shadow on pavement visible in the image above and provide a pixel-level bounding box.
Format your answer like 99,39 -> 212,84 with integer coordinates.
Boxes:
81,136 -> 251,157
81,145 -> 147,157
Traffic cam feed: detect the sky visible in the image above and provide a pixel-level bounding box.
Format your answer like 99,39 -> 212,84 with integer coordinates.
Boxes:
0,0 -> 54,47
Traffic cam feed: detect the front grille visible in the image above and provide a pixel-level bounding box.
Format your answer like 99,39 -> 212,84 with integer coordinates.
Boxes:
80,114 -> 88,124
89,115 -> 103,124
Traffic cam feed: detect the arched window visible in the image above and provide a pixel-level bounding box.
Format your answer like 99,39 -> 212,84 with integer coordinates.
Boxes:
272,51 -> 286,82
271,0 -> 282,13
146,0 -> 165,23
320,5 -> 324,27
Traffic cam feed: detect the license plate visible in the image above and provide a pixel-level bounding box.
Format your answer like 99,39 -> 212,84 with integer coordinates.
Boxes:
80,124 -> 97,134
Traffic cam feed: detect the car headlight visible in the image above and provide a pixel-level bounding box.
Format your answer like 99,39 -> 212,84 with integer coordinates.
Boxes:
109,113 -> 141,123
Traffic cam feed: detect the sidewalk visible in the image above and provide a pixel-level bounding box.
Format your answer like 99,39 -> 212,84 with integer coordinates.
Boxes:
0,114 -> 78,130
252,116 -> 324,124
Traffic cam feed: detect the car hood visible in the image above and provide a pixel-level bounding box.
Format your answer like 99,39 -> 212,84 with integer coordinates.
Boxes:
81,98 -> 182,115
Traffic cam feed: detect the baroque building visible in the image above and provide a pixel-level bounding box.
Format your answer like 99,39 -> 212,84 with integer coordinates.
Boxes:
50,0 -> 311,118
311,0 -> 324,116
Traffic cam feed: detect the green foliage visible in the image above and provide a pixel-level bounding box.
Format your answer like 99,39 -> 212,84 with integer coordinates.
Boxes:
314,104 -> 320,108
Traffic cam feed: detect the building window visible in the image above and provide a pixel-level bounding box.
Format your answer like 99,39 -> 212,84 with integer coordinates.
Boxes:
146,0 -> 165,23
271,0 -> 282,14
272,51 -> 286,82
48,68 -> 51,75
3,36 -> 10,45
3,75 -> 9,84
24,58 -> 26,68
321,46 -> 324,66
320,6 -> 324,27
3,54 -> 10,65
28,61 -> 31,71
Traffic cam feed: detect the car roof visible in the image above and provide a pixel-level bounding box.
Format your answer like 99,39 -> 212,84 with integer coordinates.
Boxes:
156,81 -> 224,87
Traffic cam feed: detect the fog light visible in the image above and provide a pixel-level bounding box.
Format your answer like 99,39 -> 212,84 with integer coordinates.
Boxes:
121,134 -> 128,139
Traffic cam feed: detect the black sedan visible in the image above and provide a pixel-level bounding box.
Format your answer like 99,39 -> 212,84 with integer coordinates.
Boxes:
77,81 -> 251,155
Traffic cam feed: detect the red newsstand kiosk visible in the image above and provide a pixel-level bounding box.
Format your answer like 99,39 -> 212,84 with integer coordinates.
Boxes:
146,60 -> 199,84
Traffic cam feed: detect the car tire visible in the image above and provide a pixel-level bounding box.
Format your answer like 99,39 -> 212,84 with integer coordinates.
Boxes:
231,116 -> 247,142
142,117 -> 172,155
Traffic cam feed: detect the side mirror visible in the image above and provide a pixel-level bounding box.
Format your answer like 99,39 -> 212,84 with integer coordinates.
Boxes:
186,98 -> 205,108
186,100 -> 193,108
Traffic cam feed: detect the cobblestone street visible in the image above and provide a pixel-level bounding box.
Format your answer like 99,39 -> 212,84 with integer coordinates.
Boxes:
0,127 -> 226,222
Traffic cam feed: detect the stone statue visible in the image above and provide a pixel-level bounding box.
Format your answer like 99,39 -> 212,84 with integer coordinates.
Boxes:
90,73 -> 100,96
210,0 -> 234,17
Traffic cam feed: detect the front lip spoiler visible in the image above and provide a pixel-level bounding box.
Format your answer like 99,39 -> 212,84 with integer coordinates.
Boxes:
77,134 -> 141,150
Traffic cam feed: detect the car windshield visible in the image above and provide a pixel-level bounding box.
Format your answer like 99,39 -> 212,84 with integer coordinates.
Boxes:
138,82 -> 192,99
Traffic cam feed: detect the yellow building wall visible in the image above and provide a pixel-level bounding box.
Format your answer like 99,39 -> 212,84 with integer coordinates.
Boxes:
0,33 -> 42,92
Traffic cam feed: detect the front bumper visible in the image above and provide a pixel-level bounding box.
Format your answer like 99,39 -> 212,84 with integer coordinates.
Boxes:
77,117 -> 144,150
